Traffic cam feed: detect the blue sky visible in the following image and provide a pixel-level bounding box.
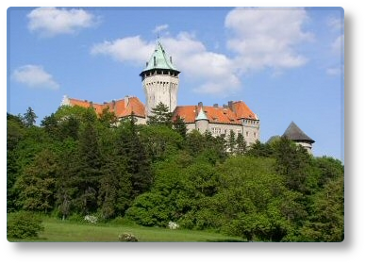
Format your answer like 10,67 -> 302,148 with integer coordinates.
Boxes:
7,7 -> 344,161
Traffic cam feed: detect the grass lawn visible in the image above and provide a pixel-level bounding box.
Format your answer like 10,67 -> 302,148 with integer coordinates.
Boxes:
9,217 -> 245,242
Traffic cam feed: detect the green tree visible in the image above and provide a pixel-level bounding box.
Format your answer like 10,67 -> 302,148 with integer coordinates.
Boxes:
55,139 -> 79,220
41,113 -> 59,139
99,106 -> 118,128
273,137 -> 312,193
147,102 -> 173,127
7,113 -> 25,151
14,149 -> 57,212
247,140 -> 273,157
117,118 -> 152,198
228,129 -> 236,153
98,156 -> 131,218
173,115 -> 187,139
98,126 -> 132,219
7,211 -> 44,239
72,110 -> 101,214
298,176 -> 344,241
139,125 -> 183,162
235,132 -> 247,155
22,107 -> 38,127
206,156 -> 303,241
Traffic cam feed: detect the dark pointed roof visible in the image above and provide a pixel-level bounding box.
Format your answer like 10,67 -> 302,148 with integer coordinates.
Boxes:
282,121 -> 315,143
140,42 -> 179,75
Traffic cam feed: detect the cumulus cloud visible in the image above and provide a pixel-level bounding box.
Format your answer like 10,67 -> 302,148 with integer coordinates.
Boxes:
225,8 -> 312,71
12,65 -> 59,90
91,32 -> 240,95
90,8 -> 314,95
91,36 -> 155,64
27,7 -> 98,37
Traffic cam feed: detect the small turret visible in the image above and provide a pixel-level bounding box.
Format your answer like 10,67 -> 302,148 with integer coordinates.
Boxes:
195,106 -> 209,133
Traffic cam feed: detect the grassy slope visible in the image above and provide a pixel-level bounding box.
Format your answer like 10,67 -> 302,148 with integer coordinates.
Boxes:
9,218 -> 245,242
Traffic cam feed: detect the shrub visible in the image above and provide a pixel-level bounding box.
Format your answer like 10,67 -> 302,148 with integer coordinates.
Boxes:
118,232 -> 138,242
7,211 -> 44,239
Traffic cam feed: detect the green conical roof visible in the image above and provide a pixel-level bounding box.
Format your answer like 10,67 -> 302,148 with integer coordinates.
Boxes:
195,107 -> 209,121
282,121 -> 315,143
141,42 -> 179,73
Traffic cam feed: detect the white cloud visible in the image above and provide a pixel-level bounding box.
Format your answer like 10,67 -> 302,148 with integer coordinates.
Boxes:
90,8 -> 314,96
153,24 -> 169,34
27,7 -> 98,37
91,36 -> 155,64
12,65 -> 59,90
326,67 -> 341,75
331,34 -> 344,54
327,17 -> 344,31
225,8 -> 312,71
91,32 -> 240,95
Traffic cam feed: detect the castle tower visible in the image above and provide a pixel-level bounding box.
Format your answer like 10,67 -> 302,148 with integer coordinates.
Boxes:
195,105 -> 209,133
282,121 -> 315,154
140,42 -> 180,116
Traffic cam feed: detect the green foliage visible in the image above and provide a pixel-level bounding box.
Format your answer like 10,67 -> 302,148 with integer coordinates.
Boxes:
139,125 -> 183,162
116,118 -> 153,198
7,211 -> 44,239
298,176 -> 344,242
7,106 -> 344,242
147,102 -> 173,127
235,132 -> 247,155
14,149 -> 57,212
22,107 -> 38,127
173,115 -> 187,139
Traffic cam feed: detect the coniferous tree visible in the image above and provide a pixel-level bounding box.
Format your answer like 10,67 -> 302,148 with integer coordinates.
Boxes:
228,130 -> 236,153
235,133 -> 247,155
117,117 -> 152,198
22,107 -> 38,127
273,137 -> 311,193
173,115 -> 187,140
55,139 -> 78,220
73,110 -> 101,214
147,102 -> 173,127
41,113 -> 59,139
98,155 -> 131,218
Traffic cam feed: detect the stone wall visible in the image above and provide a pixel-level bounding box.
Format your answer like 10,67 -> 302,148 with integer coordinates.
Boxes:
143,73 -> 179,115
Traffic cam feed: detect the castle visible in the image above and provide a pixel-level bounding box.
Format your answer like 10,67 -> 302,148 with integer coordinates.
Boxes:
61,42 -> 314,151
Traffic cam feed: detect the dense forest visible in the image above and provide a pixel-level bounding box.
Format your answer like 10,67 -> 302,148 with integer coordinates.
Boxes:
7,104 -> 344,241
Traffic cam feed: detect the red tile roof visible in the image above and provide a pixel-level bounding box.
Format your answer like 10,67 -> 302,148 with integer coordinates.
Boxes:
232,101 -> 258,120
173,101 -> 258,125
68,96 -> 146,118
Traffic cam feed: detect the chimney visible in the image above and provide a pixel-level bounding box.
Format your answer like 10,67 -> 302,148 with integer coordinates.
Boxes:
223,104 -> 228,108
198,102 -> 203,108
213,103 -> 218,108
124,96 -> 129,108
112,100 -> 116,112
228,101 -> 234,111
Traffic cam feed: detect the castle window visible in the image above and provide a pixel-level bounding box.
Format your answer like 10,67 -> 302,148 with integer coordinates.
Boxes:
254,132 -> 257,138
246,131 -> 249,137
